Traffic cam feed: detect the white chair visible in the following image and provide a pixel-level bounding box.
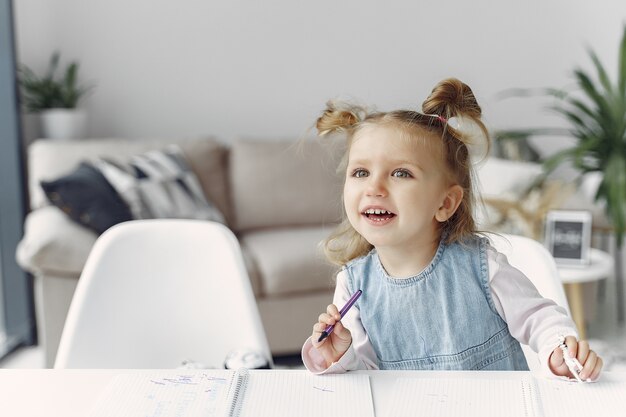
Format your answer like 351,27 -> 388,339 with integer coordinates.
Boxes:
54,219 -> 273,369
488,233 -> 571,371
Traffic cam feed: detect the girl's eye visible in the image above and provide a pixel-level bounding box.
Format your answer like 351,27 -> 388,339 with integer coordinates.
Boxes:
352,169 -> 369,178
392,169 -> 412,178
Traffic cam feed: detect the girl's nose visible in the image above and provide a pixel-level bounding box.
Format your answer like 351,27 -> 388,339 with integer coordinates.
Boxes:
365,176 -> 387,197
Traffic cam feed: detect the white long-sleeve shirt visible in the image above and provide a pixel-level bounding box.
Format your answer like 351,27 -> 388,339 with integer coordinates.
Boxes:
302,244 -> 577,377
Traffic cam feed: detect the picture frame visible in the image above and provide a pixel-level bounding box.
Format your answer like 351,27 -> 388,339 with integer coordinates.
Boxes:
544,210 -> 592,266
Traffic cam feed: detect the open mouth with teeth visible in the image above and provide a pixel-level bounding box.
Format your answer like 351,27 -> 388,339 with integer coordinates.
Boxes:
362,208 -> 396,223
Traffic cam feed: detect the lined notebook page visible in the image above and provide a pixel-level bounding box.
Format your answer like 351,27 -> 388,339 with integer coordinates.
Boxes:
382,377 -> 531,417
240,372 -> 374,417
88,371 -> 236,417
535,377 -> 626,416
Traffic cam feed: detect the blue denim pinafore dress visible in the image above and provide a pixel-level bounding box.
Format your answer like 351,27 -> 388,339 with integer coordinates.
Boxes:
343,237 -> 529,370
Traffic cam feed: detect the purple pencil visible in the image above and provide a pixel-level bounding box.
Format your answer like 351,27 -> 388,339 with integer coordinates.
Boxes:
317,289 -> 363,342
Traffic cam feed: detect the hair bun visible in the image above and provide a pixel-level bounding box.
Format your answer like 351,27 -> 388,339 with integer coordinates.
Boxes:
316,101 -> 366,137
422,78 -> 482,120
422,78 -> 490,161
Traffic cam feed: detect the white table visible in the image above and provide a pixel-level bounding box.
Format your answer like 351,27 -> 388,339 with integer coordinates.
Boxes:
1,369 -> 624,417
557,248 -> 614,339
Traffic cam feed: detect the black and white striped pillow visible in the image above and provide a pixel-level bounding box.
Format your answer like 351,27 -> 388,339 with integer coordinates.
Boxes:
94,145 -> 225,223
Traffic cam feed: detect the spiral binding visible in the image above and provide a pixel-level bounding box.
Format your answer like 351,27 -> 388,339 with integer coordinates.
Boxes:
520,376 -> 541,417
227,368 -> 250,417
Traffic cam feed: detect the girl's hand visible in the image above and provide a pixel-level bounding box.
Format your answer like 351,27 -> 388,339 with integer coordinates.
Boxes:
310,304 -> 353,367
549,336 -> 603,381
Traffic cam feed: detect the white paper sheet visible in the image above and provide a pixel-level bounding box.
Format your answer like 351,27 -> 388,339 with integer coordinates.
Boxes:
240,372 -> 374,417
88,371 -> 235,417
382,377 -> 531,417
88,370 -> 374,417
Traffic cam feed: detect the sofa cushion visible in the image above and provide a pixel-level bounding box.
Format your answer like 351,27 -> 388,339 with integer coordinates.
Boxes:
178,139 -> 232,225
41,162 -> 134,234
229,139 -> 344,232
240,226 -> 338,297
28,137 -> 232,225
16,205 -> 97,275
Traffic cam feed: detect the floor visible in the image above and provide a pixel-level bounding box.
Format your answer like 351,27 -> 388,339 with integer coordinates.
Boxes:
2,278 -> 625,371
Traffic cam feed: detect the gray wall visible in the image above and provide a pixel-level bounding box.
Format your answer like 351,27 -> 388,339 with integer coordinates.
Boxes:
13,0 -> 626,153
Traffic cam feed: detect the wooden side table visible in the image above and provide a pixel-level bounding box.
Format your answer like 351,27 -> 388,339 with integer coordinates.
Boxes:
557,248 -> 614,340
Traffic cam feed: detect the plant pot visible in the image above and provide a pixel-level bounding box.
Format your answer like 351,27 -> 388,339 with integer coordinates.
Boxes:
40,108 -> 87,140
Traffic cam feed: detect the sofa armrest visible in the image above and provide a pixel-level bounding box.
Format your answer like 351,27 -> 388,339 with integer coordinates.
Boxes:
16,206 -> 98,275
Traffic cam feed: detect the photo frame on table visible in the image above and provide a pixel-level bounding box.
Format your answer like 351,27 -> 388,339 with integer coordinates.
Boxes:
544,210 -> 592,266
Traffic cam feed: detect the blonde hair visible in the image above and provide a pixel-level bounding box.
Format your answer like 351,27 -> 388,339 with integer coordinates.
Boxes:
319,78 -> 489,266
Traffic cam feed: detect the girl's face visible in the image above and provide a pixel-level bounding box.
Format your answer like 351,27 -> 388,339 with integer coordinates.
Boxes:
343,123 -> 457,253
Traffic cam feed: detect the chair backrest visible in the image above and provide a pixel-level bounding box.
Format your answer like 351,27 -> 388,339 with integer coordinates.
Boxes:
54,219 -> 272,369
487,233 -> 570,370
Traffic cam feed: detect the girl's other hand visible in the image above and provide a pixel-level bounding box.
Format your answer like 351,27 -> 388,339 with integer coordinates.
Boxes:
549,336 -> 603,381
310,304 -> 352,367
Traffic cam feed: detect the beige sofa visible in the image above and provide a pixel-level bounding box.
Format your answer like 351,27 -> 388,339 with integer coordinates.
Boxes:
17,137 -> 346,367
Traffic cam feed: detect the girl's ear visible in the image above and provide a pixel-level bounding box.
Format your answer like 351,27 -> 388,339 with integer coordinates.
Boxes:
435,185 -> 464,222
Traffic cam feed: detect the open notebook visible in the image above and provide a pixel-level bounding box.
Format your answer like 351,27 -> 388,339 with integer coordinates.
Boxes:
382,374 -> 626,417
88,369 -> 374,417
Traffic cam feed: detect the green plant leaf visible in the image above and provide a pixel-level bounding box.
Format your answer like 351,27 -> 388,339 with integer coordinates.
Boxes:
574,69 -> 612,121
619,25 -> 626,95
46,52 -> 60,81
602,155 -> 626,246
550,105 -> 592,133
590,50 -> 613,96
17,52 -> 92,111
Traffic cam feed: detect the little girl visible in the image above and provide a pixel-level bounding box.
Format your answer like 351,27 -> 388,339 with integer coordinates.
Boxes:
302,78 -> 603,380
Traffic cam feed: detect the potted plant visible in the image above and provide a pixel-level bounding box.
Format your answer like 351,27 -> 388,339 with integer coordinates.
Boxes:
500,26 -> 626,321
19,52 -> 92,139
